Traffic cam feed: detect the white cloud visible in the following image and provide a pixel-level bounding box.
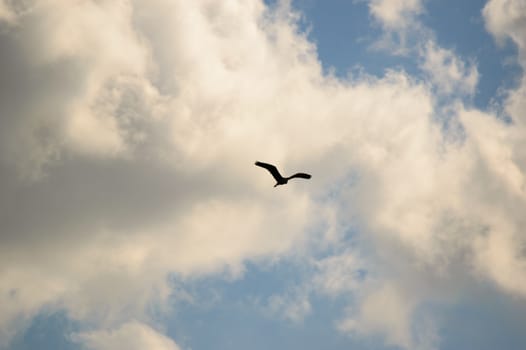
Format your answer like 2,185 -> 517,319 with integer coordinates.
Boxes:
73,321 -> 181,350
369,0 -> 423,29
483,0 -> 526,129
338,283 -> 416,349
0,0 -> 526,349
0,1 -> 326,343
478,4 -> 526,299
38,0 -> 152,157
312,251 -> 364,296
367,0 -> 425,53
483,0 -> 526,55
420,42 -> 479,96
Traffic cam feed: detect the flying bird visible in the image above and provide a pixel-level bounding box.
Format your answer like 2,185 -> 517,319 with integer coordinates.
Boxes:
255,161 -> 311,187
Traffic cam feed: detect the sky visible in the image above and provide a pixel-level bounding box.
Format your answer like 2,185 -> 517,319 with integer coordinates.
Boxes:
1,0 -> 526,349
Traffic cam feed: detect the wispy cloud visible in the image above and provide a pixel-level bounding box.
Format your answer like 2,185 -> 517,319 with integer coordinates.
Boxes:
420,41 -> 479,97
369,0 -> 423,29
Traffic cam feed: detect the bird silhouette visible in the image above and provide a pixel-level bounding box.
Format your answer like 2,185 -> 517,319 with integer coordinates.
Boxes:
255,161 -> 311,187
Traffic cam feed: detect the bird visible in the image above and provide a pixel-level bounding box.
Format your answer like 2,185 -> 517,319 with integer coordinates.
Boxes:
255,161 -> 311,187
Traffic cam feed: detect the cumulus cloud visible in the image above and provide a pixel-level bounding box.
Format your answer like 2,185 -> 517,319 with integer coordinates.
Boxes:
1,0 -> 526,349
0,0 -> 331,346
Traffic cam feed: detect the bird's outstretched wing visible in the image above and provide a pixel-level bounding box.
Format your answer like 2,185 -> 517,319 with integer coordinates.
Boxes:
288,172 -> 311,180
255,161 -> 284,181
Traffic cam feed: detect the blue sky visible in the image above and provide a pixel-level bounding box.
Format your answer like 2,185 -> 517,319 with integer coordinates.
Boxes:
1,1 -> 526,350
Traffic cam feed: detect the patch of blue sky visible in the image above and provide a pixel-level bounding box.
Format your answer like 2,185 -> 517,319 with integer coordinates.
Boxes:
168,260 -> 308,303
435,284 -> 526,350
292,0 -> 420,79
8,311 -> 79,350
167,262 -> 387,350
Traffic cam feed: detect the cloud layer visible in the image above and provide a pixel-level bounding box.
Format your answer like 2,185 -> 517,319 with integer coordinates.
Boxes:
1,0 -> 525,349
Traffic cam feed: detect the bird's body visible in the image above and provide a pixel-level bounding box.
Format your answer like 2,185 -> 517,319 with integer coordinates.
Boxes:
255,161 -> 311,187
